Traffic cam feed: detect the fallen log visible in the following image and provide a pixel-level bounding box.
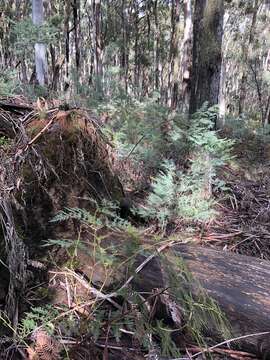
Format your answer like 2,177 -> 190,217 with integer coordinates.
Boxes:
0,101 -> 33,114
133,244 -> 270,358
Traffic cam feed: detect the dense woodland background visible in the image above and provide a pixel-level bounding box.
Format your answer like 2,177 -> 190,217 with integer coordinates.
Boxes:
1,1 -> 270,360
0,0 -> 269,120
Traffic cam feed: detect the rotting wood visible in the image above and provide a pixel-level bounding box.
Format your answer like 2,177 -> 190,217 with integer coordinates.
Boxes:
132,244 -> 270,358
0,101 -> 33,114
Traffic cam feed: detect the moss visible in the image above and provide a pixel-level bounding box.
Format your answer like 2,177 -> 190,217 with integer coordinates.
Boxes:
34,286 -> 54,301
63,258 -> 81,270
37,110 -> 48,121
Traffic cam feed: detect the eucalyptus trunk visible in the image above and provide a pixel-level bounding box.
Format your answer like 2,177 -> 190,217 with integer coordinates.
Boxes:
189,0 -> 224,115
238,0 -> 260,116
32,0 -> 47,86
93,0 -> 102,78
180,0 -> 193,113
168,0 -> 181,109
153,0 -> 160,93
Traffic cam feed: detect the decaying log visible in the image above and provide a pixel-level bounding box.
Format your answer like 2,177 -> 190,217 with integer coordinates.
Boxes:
0,101 -> 33,114
133,244 -> 270,358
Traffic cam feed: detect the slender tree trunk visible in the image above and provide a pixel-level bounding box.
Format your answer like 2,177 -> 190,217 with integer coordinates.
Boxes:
168,0 -> 181,108
189,0 -> 224,115
180,0 -> 193,113
20,60 -> 28,83
153,0 -> 160,93
73,0 -> 80,72
218,12 -> 230,126
189,0 -> 224,199
121,0 -> 129,93
134,2 -> 140,92
64,0 -> 71,80
32,0 -> 48,85
218,54 -> 226,125
264,96 -> 270,125
93,0 -> 102,79
85,2 -> 94,85
238,0 -> 260,115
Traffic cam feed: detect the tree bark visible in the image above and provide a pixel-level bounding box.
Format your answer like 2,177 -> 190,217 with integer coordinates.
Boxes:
238,0 -> 260,116
64,0 -> 71,80
121,0 -> 129,93
189,0 -> 224,114
133,244 -> 270,358
153,0 -> 160,93
180,0 -> 193,113
93,0 -> 102,79
168,0 -> 181,109
73,0 -> 80,72
133,2 -> 140,92
32,0 -> 48,86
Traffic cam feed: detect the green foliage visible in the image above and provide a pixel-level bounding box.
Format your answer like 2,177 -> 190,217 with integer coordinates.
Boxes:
12,18 -> 59,57
35,193 -> 231,358
153,320 -> 181,357
223,114 -> 270,164
82,247 -> 230,357
138,160 -> 177,228
138,106 -> 234,229
162,252 -> 231,347
0,70 -> 19,97
50,199 -> 132,230
0,136 -> 10,147
50,206 -> 102,227
190,105 -> 234,164
96,97 -> 189,176
48,202 -> 137,273
138,159 -> 216,228
18,305 -> 61,338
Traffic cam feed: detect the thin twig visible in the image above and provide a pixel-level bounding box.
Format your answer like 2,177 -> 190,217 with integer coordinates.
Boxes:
27,117 -> 55,146
110,240 -> 176,298
54,269 -> 123,310
171,331 -> 270,360
187,346 -> 257,358
124,134 -> 145,160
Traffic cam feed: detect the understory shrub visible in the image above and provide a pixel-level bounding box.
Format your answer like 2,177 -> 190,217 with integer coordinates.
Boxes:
0,70 -> 19,97
138,105 -> 234,229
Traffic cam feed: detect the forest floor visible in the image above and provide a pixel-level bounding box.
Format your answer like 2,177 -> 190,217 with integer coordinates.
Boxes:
0,97 -> 269,359
200,165 -> 270,259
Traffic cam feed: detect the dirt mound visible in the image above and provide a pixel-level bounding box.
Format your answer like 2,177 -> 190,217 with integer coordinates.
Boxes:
0,100 -> 124,325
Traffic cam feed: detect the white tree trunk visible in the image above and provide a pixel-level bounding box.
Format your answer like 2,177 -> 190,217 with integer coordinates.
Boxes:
180,0 -> 193,113
32,0 -> 47,86
218,12 -> 229,126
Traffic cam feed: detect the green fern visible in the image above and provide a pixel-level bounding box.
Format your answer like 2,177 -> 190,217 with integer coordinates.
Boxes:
18,305 -> 61,338
139,160 -> 177,228
138,106 -> 234,228
50,207 -> 102,227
